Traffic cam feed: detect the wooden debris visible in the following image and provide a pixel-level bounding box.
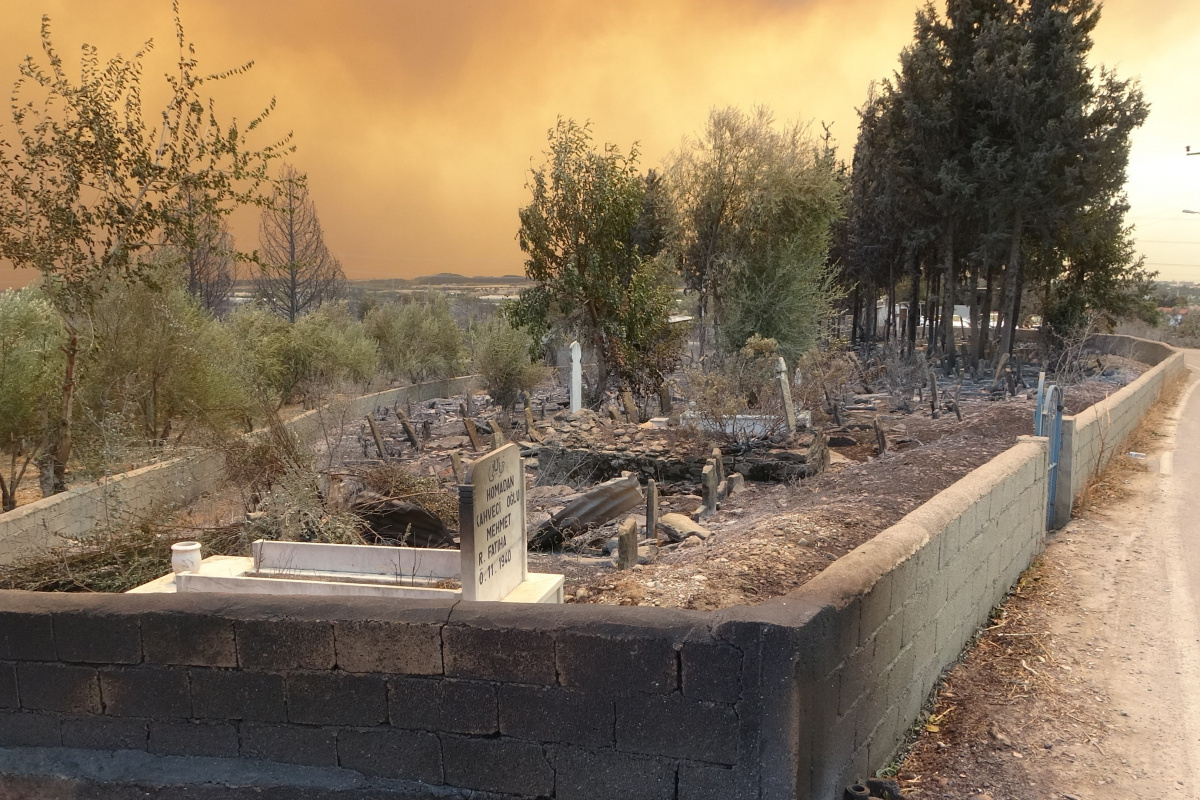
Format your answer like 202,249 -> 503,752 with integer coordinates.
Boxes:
365,415 -> 389,461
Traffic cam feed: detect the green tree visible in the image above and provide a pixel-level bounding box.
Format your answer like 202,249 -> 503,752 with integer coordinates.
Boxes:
0,8 -> 285,493
364,293 -> 465,382
667,106 -> 844,362
512,118 -> 679,398
228,304 -> 377,410
76,269 -> 247,448
0,289 -> 63,510
472,317 -> 549,424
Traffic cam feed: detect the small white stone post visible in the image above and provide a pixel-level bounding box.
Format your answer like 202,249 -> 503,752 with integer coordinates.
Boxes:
776,357 -> 797,436
569,341 -> 582,414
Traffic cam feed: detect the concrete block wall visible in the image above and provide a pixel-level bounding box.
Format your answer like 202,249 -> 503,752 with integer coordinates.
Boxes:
1052,336 -> 1185,527
0,451 -> 226,567
0,438 -> 1052,800
0,591 -> 759,800
0,376 -> 478,567
771,437 -> 1049,797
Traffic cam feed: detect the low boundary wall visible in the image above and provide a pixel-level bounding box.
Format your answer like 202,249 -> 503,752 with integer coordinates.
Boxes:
0,376 -> 477,567
1051,335 -> 1186,527
0,436 -> 1050,800
0,339 -> 1180,798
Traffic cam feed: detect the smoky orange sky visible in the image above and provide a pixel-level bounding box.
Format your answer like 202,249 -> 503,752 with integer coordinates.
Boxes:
0,0 -> 1197,288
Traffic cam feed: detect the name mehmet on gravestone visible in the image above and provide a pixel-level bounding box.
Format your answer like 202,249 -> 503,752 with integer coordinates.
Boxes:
459,442 -> 527,602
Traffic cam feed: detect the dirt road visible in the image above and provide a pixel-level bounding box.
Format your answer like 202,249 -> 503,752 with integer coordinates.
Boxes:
899,348 -> 1200,799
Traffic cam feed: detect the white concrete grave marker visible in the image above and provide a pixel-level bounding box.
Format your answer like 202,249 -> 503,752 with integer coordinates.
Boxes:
459,442 -> 527,602
776,357 -> 797,435
569,341 -> 582,414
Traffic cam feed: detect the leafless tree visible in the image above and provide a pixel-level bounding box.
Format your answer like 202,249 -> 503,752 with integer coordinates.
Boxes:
174,210 -> 237,315
255,165 -> 344,321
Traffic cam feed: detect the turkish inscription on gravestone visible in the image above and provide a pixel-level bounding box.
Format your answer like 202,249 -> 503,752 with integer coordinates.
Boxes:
458,442 -> 527,601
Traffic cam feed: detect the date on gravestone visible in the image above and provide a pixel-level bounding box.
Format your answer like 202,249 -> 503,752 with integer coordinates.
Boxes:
459,442 -> 527,601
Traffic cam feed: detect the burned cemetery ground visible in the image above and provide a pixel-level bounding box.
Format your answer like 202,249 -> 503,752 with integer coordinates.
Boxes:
540,394 -> 1038,610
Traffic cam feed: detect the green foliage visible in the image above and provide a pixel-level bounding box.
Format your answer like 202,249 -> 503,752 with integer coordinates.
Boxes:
0,8 -> 286,492
512,117 -> 681,397
472,317 -> 549,414
0,288 -> 63,510
364,293 -> 465,382
667,106 -> 844,362
684,335 -> 791,442
842,0 -> 1150,359
227,303 -> 378,409
76,271 -> 248,449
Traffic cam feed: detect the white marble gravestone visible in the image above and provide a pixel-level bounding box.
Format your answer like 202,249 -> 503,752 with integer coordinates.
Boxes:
569,340 -> 582,414
459,442 -> 527,602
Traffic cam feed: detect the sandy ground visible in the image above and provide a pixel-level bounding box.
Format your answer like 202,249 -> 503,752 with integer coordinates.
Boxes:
898,349 -> 1200,799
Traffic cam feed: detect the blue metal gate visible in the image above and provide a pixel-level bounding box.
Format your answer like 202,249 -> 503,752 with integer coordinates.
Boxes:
1035,374 -> 1064,527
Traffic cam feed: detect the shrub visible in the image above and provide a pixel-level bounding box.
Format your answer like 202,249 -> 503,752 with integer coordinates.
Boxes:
472,317 -> 549,417
364,293 -> 465,382
76,275 -> 248,449
0,288 -> 63,509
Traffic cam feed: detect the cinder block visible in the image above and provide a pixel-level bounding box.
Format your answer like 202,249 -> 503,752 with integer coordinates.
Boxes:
390,677 -> 496,735
443,625 -> 555,685
498,684 -> 613,747
0,663 -> 15,708
857,574 -> 893,647
555,630 -> 678,695
54,611 -> 141,664
838,646 -> 871,717
287,671 -> 386,726
100,667 -> 191,718
553,744 -> 676,800
235,619 -> 335,671
853,686 -> 889,754
0,611 -> 55,661
677,762 -> 758,800
680,640 -> 742,704
873,611 -> 904,671
337,727 -> 443,784
17,662 -> 99,714
886,642 -> 917,704
0,710 -> 60,747
190,668 -> 286,722
149,719 -> 238,758
60,715 -> 147,751
867,704 -> 902,768
812,710 -> 855,793
142,613 -> 236,668
335,619 -> 443,675
240,723 -> 338,767
441,734 -> 554,796
615,692 -> 738,765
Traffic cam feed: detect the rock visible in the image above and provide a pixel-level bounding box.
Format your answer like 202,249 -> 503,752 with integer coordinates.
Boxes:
680,535 -> 704,548
603,537 -> 619,555
657,512 -> 711,543
726,473 -> 745,495
828,451 -> 852,465
575,587 -> 589,600
637,544 -> 658,565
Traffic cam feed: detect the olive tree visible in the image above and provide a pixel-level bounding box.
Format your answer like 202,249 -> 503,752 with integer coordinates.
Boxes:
512,118 -> 681,400
363,293 -> 465,382
0,289 -> 63,510
0,9 -> 286,493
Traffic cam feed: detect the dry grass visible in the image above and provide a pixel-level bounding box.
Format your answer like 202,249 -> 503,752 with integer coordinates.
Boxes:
356,462 -> 459,527
0,519 -> 247,593
1073,370 -> 1189,514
